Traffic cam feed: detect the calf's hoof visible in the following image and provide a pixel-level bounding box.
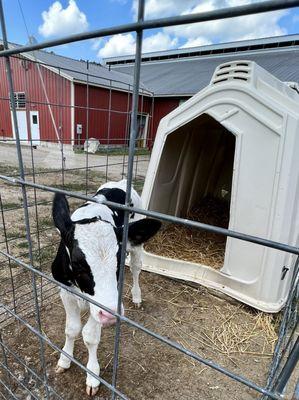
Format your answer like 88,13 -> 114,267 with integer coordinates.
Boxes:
55,366 -> 67,374
134,301 -> 142,309
86,385 -> 99,396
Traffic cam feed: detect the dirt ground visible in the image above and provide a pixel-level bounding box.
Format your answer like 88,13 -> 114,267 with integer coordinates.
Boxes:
0,160 -> 296,400
1,272 -> 280,400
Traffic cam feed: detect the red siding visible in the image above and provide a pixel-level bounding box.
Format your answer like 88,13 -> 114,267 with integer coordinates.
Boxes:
0,55 -> 184,148
74,83 -> 152,146
148,97 -> 181,147
0,55 -> 71,144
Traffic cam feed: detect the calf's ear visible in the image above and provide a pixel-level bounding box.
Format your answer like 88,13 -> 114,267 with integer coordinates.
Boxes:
52,193 -> 73,240
116,218 -> 161,246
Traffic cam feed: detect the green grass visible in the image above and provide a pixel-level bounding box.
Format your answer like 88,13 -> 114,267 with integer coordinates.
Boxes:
6,230 -> 25,239
1,202 -> 22,210
38,217 -> 53,229
16,241 -> 29,249
33,243 -> 58,264
56,182 -> 89,192
74,147 -> 150,157
132,178 -> 145,195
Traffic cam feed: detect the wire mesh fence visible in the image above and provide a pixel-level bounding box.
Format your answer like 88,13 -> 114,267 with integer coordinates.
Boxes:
0,0 -> 298,399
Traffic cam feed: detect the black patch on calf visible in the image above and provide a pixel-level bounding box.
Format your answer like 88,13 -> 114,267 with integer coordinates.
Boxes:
51,240 -> 74,287
71,241 -> 95,295
52,194 -> 73,243
77,202 -> 89,209
116,244 -> 122,282
96,188 -> 126,227
51,239 -> 95,295
115,218 -> 162,246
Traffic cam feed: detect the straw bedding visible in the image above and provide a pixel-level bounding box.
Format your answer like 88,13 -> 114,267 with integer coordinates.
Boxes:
144,197 -> 229,269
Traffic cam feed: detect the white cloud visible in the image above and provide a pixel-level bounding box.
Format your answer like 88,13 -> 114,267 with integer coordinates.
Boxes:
166,1 -> 287,45
180,37 -> 212,48
91,38 -> 103,51
97,33 -> 136,58
93,0 -> 288,57
132,0 -> 199,19
97,32 -> 178,59
39,0 -> 88,38
143,32 -> 178,52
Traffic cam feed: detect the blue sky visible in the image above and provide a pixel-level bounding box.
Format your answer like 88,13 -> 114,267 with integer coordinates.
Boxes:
2,0 -> 299,62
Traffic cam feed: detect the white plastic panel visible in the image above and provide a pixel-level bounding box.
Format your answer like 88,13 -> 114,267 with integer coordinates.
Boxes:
142,60 -> 299,312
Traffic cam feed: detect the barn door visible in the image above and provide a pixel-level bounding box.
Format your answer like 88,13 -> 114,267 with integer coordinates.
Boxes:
11,110 -> 28,143
136,113 -> 149,147
30,111 -> 40,145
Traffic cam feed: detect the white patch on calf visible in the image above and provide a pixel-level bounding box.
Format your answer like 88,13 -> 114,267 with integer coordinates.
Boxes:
74,221 -> 119,321
71,202 -> 115,226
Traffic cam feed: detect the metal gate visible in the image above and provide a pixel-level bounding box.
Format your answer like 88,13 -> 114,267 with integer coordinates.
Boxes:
0,1 -> 298,399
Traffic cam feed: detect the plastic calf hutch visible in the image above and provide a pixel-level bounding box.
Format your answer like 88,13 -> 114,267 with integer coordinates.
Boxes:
141,60 -> 299,313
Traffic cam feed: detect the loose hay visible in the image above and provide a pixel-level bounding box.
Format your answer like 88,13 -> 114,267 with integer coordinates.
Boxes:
145,197 -> 229,269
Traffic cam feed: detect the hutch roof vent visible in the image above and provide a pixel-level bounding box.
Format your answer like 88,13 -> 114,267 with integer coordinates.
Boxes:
211,60 -> 251,85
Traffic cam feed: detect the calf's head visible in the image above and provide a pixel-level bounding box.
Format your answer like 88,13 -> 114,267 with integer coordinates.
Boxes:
52,193 -> 161,326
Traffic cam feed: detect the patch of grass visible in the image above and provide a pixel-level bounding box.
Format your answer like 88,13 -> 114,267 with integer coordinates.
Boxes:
0,164 -> 20,176
6,230 -> 25,239
1,202 -> 22,210
56,182 -> 89,192
16,241 -> 29,249
132,178 -> 145,195
74,147 -> 150,157
33,243 -> 58,264
38,217 -> 53,229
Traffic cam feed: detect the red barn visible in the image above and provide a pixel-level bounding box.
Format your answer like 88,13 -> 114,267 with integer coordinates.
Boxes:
0,41 -> 153,148
105,34 -> 299,138
1,35 -> 299,150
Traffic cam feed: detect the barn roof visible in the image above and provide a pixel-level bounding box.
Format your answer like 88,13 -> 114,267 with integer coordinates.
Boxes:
104,34 -> 299,97
0,41 -> 151,95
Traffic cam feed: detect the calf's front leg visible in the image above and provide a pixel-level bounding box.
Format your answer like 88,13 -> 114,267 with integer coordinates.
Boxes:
56,289 -> 82,373
82,314 -> 101,396
130,246 -> 142,307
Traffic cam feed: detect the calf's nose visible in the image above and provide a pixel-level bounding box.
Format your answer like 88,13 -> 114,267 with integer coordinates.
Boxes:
99,309 -> 116,327
99,305 -> 124,327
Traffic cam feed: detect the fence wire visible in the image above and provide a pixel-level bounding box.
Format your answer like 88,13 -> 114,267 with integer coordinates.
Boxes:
0,0 -> 298,399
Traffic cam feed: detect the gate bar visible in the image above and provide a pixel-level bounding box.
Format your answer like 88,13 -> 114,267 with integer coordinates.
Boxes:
0,0 -> 49,396
1,174 -> 298,255
274,336 -> 299,395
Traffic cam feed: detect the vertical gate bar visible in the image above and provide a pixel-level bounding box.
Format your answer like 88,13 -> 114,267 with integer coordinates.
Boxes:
266,255 -> 299,392
25,56 -> 43,307
111,1 -> 145,397
105,79 -> 112,182
294,379 -> 299,400
58,67 -> 65,187
0,1 -> 49,397
121,84 -> 131,178
149,94 -> 155,150
85,63 -> 90,194
133,89 -> 142,181
0,332 -> 12,389
274,336 -> 299,395
0,194 -> 17,314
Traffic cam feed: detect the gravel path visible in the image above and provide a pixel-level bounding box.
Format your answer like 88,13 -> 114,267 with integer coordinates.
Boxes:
0,143 -> 150,180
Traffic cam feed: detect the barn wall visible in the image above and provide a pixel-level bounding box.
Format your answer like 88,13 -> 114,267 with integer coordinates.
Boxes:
148,97 -> 182,147
74,83 -> 152,146
0,55 -> 71,144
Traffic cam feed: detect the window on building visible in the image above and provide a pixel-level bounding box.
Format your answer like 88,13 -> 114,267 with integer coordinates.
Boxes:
10,92 -> 26,109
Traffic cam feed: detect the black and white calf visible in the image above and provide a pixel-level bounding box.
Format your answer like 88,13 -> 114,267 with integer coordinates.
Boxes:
51,179 -> 161,396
